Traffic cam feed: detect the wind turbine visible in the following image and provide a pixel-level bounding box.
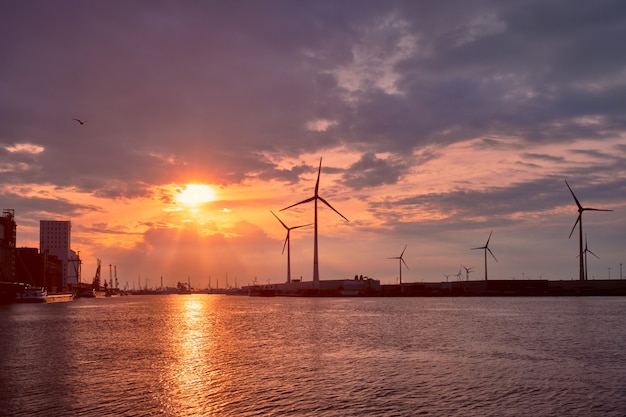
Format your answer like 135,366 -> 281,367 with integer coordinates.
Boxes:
454,267 -> 463,282
462,265 -> 474,281
471,231 -> 498,280
443,273 -> 452,282
388,245 -> 409,285
565,180 -> 612,281
578,234 -> 600,281
281,158 -> 349,289
271,211 -> 311,284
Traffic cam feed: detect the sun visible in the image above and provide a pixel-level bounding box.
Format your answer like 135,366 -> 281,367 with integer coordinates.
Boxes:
176,184 -> 216,207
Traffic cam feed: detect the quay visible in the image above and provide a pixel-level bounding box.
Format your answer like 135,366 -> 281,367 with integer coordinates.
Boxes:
238,278 -> 626,297
0,282 -> 74,303
45,293 -> 75,303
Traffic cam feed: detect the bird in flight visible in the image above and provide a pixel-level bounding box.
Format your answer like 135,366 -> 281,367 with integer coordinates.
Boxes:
72,118 -> 87,125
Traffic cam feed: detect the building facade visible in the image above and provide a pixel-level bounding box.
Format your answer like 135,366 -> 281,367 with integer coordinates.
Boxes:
40,220 -> 78,288
0,209 -> 17,282
16,247 -> 64,291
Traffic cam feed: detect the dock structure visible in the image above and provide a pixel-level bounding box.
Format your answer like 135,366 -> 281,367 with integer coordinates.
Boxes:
238,278 -> 626,297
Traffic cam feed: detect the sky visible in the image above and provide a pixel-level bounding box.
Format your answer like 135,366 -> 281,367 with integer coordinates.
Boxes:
2,0 -> 625,288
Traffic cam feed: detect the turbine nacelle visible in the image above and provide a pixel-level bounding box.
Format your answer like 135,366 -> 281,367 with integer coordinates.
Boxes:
471,230 -> 498,262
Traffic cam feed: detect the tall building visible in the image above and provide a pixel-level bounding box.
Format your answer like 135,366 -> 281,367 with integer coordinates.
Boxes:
40,220 -> 79,288
0,209 -> 17,281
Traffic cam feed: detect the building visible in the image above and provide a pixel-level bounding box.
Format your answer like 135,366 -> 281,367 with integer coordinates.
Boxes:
40,220 -> 79,288
0,209 -> 17,282
16,247 -> 63,291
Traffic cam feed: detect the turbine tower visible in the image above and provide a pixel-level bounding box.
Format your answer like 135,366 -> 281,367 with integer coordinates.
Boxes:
471,231 -> 498,280
281,157 -> 349,289
388,245 -> 409,285
271,211 -> 311,284
565,180 -> 612,281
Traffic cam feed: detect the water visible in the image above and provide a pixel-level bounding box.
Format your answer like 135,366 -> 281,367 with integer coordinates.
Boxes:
1,295 -> 625,416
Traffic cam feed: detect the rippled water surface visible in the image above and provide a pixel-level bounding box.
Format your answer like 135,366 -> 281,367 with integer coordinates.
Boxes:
1,295 -> 625,416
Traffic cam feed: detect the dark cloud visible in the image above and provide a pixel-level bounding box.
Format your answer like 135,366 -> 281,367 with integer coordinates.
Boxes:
369,175 -> 623,232
342,153 -> 410,189
2,0 -> 626,194
521,153 -> 565,163
1,191 -> 102,221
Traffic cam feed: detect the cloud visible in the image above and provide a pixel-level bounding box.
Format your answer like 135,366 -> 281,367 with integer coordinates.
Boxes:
341,152 -> 409,189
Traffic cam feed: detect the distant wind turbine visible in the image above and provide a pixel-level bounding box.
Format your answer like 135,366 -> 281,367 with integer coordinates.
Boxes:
72,118 -> 87,125
281,157 -> 349,289
443,273 -> 452,282
578,234 -> 600,282
271,211 -> 311,284
388,245 -> 409,285
454,267 -> 463,282
462,265 -> 474,281
565,180 -> 612,281
471,231 -> 498,281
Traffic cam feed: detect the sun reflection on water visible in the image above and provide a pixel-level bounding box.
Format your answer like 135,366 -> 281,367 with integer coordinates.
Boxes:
159,295 -> 218,416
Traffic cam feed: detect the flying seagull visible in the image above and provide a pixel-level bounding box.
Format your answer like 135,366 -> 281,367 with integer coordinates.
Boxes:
73,118 -> 87,125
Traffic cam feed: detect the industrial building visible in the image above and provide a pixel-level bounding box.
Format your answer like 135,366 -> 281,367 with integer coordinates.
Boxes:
0,209 -> 17,281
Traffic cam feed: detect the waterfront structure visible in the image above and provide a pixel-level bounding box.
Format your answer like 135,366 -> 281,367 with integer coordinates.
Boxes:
40,220 -> 80,288
0,209 -> 17,281
16,247 -> 63,291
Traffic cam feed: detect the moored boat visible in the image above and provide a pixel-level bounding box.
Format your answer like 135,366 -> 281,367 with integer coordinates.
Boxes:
15,284 -> 48,303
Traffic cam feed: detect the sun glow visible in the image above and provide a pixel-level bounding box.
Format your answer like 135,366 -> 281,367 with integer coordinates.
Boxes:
176,184 -> 216,207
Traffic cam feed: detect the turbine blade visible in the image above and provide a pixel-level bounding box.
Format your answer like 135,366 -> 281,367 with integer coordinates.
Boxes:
315,157 -> 322,196
400,244 -> 407,257
471,246 -> 486,250
291,223 -> 313,230
587,249 -> 600,259
270,210 -> 288,230
401,258 -> 409,270
281,196 -> 315,211
486,230 -> 493,246
565,180 -> 583,210
488,248 -> 498,262
318,196 -> 349,222
568,214 -> 581,239
584,207 -> 613,212
281,235 -> 288,254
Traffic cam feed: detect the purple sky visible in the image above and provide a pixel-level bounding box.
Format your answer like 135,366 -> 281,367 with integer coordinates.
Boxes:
2,1 -> 625,287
